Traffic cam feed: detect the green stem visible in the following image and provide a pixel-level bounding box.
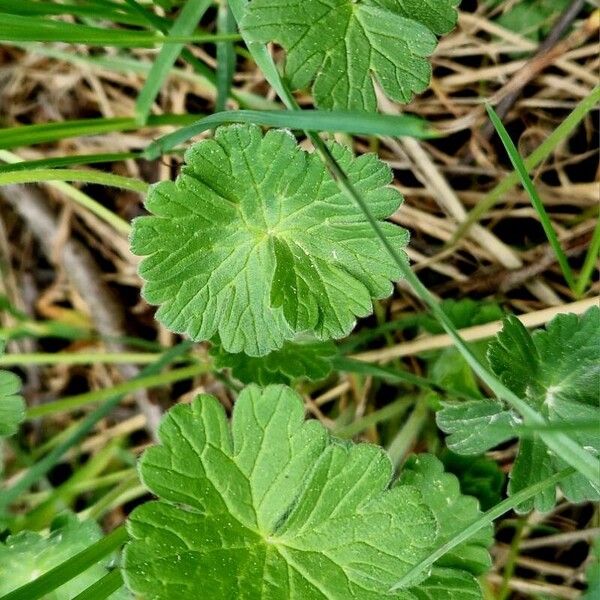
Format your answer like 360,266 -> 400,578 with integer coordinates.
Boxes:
0,168 -> 148,192
388,468 -> 574,592
0,526 -> 128,600
71,570 -> 125,600
27,363 -> 206,419
575,215 -> 600,297
387,398 -> 429,469
228,2 -> 600,486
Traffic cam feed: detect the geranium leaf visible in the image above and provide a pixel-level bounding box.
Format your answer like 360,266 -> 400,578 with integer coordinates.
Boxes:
131,124 -> 407,356
398,454 -> 492,579
0,344 -> 25,437
242,0 -> 459,111
212,339 -> 337,385
437,307 -> 600,512
0,515 -> 128,599
123,385 -> 489,599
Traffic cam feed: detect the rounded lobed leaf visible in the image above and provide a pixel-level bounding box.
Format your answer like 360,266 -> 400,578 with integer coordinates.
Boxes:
212,339 -> 337,385
123,385 -> 489,599
242,0 -> 459,111
131,124 -> 408,356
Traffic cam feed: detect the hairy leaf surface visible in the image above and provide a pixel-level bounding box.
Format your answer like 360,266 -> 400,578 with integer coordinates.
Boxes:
0,515 -> 128,599
212,339 -> 336,385
131,124 -> 407,356
0,344 -> 24,437
437,307 -> 600,512
123,385 -> 489,599
242,0 -> 459,111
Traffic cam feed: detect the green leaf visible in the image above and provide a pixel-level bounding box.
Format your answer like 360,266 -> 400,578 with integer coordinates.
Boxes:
242,0 -> 458,111
398,454 -> 492,578
0,515 -> 128,599
0,345 -> 24,437
123,385 -> 489,599
440,451 -> 505,511
437,307 -> 600,512
131,124 -> 408,356
212,339 -> 337,385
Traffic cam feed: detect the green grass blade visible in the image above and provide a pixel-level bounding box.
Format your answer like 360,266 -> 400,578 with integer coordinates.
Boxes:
135,0 -> 212,125
388,468 -> 574,592
450,85 -> 600,245
0,0 -> 147,25
26,364 -> 206,419
0,14 -> 240,46
486,104 -> 576,291
0,526 -> 128,600
0,168 -> 148,192
216,1 -> 237,112
0,342 -> 193,513
0,113 -> 203,149
0,151 -> 142,173
71,570 -> 125,600
143,109 -> 436,159
575,215 -> 600,296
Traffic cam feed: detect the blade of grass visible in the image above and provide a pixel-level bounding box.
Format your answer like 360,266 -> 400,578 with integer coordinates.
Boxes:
450,85 -> 600,245
332,398 -> 412,439
0,526 -> 128,600
216,1 -> 237,112
0,168 -> 148,192
0,151 -> 142,173
26,363 -> 206,419
486,104 -> 576,291
0,351 -> 161,366
0,113 -> 203,149
332,356 -> 479,400
0,13 -> 241,46
574,215 -> 600,296
228,0 -> 600,487
0,149 -> 132,235
143,109 -> 436,159
135,0 -> 213,125
0,342 -> 192,512
0,0 -> 147,25
388,468 -> 574,592
71,570 -> 125,600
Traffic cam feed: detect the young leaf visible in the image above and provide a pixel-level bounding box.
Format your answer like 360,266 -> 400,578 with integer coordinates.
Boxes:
0,515 -> 128,599
242,0 -> 459,111
212,339 -> 337,385
437,307 -> 600,512
123,385 -> 490,599
131,124 -> 408,356
0,345 -> 25,437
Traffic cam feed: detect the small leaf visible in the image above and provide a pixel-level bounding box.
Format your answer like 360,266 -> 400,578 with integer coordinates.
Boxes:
131,124 -> 408,356
440,451 -> 505,511
436,399 -> 519,455
123,385 -> 488,599
212,339 -> 337,385
0,344 -> 25,437
399,454 -> 492,578
242,0 -> 458,111
0,514 -> 128,599
437,307 -> 600,512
